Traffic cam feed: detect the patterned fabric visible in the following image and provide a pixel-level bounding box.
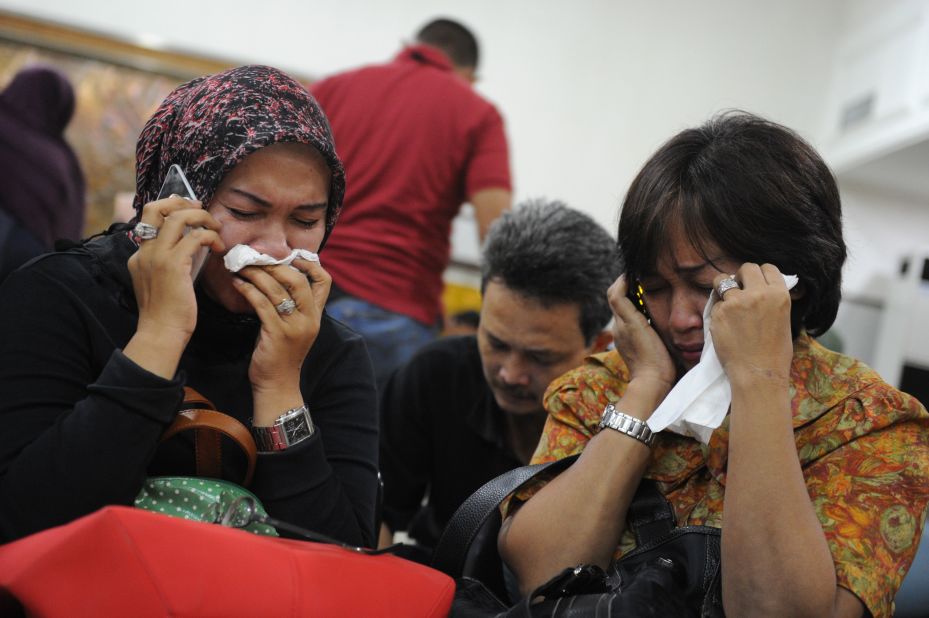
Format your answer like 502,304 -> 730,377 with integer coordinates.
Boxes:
506,334 -> 929,618
135,477 -> 277,536
132,65 -> 345,247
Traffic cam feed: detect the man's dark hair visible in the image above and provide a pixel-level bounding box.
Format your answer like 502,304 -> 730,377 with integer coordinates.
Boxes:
481,200 -> 621,344
416,18 -> 480,69
618,110 -> 846,337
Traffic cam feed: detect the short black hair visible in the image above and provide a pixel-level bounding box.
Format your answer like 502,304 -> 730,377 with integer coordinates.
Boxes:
416,18 -> 480,69
618,111 -> 846,337
481,199 -> 621,344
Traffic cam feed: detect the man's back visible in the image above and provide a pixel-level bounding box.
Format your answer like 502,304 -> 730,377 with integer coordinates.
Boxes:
311,44 -> 510,327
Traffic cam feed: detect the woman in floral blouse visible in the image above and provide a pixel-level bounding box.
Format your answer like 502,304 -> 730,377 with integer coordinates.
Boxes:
498,112 -> 929,618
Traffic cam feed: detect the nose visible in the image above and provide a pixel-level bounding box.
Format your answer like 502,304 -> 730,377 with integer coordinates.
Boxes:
497,354 -> 531,387
668,289 -> 704,334
249,224 -> 291,260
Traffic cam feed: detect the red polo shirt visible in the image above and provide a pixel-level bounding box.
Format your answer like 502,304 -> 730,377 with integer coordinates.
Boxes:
311,45 -> 511,325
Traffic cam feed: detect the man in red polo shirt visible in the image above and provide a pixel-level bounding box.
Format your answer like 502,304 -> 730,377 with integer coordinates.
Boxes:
311,18 -> 512,389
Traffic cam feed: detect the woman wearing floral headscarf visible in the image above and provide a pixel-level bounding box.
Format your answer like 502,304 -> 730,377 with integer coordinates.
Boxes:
0,66 -> 378,546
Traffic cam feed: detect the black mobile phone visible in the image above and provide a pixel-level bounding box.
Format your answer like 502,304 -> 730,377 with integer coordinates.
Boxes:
157,164 -> 209,281
627,279 -> 653,325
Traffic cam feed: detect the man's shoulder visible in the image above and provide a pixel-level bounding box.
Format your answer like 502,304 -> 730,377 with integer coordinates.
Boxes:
313,58 -> 496,111
312,62 -> 385,88
382,335 -> 487,426
409,335 -> 481,371
388,335 -> 485,398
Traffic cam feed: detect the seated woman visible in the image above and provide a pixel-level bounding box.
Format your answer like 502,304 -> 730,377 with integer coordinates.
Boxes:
498,112 -> 929,618
0,66 -> 378,546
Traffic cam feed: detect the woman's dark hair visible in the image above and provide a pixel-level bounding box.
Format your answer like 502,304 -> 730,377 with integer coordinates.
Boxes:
618,111 -> 846,337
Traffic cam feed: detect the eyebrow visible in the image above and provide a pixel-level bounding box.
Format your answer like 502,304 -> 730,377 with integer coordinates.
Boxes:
229,187 -> 327,211
485,328 -> 563,358
674,261 -> 715,275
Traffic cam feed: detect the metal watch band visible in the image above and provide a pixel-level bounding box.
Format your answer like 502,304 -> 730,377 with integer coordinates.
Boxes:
251,404 -> 314,452
597,403 -> 655,447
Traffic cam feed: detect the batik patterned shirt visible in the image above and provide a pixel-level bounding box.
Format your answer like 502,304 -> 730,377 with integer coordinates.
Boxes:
505,334 -> 929,618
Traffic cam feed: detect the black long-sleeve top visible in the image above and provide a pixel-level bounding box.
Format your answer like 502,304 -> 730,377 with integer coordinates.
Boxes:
0,231 -> 378,545
379,335 -> 522,548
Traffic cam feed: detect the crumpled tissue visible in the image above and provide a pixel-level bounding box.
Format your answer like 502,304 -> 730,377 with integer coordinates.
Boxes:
223,244 -> 319,273
645,274 -> 799,443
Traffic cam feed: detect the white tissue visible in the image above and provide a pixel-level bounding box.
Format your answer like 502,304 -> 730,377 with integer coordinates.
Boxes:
645,274 -> 799,443
223,244 -> 319,273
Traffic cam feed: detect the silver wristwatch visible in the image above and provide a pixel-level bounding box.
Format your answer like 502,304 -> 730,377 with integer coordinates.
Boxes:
251,404 -> 314,452
597,403 -> 655,447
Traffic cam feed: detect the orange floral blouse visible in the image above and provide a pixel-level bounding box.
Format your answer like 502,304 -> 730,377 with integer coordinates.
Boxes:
505,335 -> 929,618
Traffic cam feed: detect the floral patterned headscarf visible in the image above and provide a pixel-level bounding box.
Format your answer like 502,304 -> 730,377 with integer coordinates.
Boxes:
133,65 -> 345,248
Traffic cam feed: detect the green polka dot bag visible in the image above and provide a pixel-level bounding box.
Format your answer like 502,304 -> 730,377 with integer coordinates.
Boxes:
134,387 -> 278,537
135,477 -> 277,536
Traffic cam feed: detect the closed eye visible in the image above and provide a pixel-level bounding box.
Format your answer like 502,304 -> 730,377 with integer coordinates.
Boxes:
292,217 -> 321,229
228,207 -> 260,220
527,353 -> 560,366
489,338 -> 508,351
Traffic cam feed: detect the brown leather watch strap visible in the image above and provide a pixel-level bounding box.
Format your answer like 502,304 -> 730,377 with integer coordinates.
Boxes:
160,388 -> 257,487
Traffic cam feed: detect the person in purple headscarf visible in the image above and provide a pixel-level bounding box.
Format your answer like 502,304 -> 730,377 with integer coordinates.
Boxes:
0,66 -> 379,546
0,65 -> 86,282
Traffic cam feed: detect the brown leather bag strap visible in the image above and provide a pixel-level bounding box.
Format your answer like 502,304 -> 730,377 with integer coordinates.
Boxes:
181,386 -> 216,411
160,388 -> 257,487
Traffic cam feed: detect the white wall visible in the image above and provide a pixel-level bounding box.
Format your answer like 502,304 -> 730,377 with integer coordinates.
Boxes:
2,0 -> 845,236
840,181 -> 929,297
830,181 -> 929,364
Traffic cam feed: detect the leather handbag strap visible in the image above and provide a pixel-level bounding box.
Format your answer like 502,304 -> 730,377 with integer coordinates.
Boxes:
432,454 -> 579,578
160,387 -> 257,488
432,454 -> 681,580
180,386 -> 216,410
627,479 -> 676,546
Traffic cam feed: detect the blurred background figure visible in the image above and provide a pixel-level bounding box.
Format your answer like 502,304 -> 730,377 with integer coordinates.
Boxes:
312,17 -> 512,390
0,65 -> 85,282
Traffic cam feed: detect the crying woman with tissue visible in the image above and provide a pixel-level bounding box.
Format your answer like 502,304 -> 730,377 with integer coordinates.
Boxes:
497,112 -> 929,617
0,66 -> 379,546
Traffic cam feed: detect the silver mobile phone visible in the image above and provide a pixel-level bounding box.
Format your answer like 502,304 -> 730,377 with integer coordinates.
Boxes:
157,164 -> 209,281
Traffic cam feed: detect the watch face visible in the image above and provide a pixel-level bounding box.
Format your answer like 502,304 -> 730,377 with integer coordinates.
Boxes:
282,409 -> 313,446
289,419 -> 312,444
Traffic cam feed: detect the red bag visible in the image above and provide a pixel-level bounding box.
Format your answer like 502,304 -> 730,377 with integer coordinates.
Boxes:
0,506 -> 454,617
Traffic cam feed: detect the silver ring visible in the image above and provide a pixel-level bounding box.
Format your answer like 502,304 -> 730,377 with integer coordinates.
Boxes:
275,298 -> 297,316
716,276 -> 740,299
133,222 -> 159,241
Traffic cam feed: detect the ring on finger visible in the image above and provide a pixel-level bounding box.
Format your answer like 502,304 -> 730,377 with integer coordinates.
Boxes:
716,276 -> 740,299
275,298 -> 297,316
133,222 -> 159,241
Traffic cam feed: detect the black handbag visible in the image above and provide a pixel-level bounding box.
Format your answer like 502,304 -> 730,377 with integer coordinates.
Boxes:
432,455 -> 724,617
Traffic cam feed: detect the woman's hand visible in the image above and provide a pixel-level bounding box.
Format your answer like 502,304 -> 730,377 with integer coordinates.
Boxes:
608,275 -> 675,405
711,263 -> 793,388
231,257 -> 332,424
125,197 -> 224,378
